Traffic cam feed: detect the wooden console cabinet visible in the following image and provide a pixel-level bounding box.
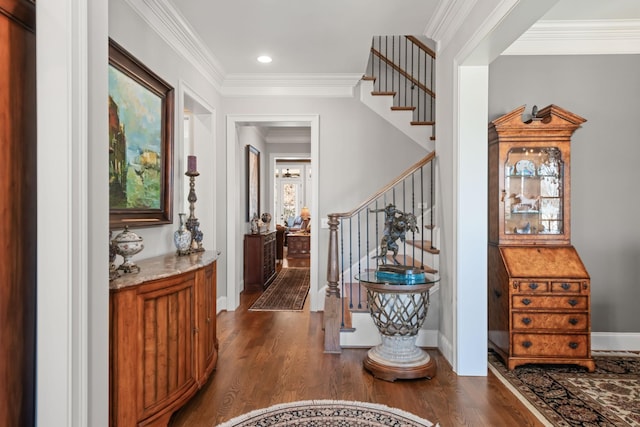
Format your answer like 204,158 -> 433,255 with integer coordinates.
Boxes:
110,251 -> 219,426
488,105 -> 594,371
244,232 -> 276,292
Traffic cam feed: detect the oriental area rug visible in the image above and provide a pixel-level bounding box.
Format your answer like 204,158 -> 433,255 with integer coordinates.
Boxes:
215,400 -> 438,427
488,351 -> 640,426
249,267 -> 309,311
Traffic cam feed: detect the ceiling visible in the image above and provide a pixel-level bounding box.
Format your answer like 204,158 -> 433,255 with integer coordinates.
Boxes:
541,0 -> 640,20
168,0 -> 638,77
168,0 -> 440,76
165,0 -> 639,142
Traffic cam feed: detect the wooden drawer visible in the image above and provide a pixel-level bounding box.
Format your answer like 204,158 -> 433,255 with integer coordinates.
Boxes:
551,281 -> 586,293
512,295 -> 588,310
512,333 -> 589,358
512,312 -> 588,331
512,281 -> 549,293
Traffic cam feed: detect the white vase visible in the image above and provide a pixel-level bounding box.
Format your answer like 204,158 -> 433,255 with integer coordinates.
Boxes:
112,226 -> 144,273
174,213 -> 192,255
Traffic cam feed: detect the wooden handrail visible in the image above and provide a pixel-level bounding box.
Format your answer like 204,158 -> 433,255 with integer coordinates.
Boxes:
406,35 -> 436,59
329,151 -> 436,219
370,48 -> 436,99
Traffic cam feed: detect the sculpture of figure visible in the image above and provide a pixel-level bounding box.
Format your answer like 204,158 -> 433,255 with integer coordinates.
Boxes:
250,213 -> 260,234
370,204 -> 419,265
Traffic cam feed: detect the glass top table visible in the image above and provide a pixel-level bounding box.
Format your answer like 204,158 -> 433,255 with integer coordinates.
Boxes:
355,270 -> 439,381
355,271 -> 439,291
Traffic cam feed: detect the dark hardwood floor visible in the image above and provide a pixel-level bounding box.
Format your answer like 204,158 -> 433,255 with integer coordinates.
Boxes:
170,250 -> 543,427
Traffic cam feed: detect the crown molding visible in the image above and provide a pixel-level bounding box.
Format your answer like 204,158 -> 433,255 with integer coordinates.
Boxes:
220,74 -> 361,97
123,0 -> 225,89
424,0 -> 477,53
504,19 -> 640,55
124,0 -> 362,97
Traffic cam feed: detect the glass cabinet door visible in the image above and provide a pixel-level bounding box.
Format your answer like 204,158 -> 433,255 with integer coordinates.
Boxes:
503,147 -> 563,235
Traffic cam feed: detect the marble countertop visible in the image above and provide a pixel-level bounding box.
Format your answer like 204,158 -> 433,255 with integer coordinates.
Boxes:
110,249 -> 221,291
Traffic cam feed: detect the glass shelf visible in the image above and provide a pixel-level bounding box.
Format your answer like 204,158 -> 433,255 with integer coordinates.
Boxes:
504,147 -> 564,236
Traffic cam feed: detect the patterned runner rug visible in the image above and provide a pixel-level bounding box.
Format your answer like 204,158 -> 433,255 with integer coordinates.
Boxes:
249,267 -> 310,311
488,351 -> 640,426
216,400 -> 438,427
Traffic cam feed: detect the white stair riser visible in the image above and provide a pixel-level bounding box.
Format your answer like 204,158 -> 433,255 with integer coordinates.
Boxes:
359,80 -> 434,151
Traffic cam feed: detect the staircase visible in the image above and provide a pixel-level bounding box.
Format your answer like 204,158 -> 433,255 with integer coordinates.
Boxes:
359,35 -> 436,150
359,79 -> 434,151
323,153 -> 440,352
323,35 -> 439,353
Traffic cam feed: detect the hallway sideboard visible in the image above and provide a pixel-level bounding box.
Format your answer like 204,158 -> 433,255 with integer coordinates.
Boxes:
110,251 -> 219,426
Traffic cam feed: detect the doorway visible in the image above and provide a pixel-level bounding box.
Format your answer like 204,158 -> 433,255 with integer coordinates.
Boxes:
274,160 -> 311,226
225,115 -> 320,312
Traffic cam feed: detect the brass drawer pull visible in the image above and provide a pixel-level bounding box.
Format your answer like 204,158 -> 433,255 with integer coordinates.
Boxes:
568,342 -> 579,349
522,298 -> 531,306
529,282 -> 539,290
561,282 -> 571,290
522,341 -> 532,348
568,318 -> 578,325
568,299 -> 578,307
522,317 -> 532,325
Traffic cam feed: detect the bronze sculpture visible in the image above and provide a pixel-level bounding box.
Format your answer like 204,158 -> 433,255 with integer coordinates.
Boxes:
370,204 -> 419,265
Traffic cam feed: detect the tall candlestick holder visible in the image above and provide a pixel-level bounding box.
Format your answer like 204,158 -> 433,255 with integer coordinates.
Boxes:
185,169 -> 204,253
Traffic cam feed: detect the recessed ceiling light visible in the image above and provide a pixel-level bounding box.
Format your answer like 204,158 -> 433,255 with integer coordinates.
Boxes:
257,55 -> 272,64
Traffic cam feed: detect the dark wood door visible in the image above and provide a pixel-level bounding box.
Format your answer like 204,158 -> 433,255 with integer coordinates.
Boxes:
0,1 -> 37,426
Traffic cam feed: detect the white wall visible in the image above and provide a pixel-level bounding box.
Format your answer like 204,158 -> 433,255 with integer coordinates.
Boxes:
38,0 -> 109,425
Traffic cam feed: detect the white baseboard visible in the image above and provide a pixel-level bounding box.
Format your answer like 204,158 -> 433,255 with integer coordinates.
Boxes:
592,332 -> 640,351
217,296 -> 228,313
438,332 -> 454,367
416,329 -> 439,347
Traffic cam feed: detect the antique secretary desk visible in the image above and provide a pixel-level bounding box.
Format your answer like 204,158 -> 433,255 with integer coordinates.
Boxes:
488,104 -> 595,372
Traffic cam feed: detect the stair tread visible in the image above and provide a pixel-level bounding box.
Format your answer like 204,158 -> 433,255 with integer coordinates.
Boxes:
362,75 -> 376,82
371,91 -> 396,96
411,121 -> 435,126
406,240 -> 440,254
341,297 -> 354,331
391,106 -> 416,111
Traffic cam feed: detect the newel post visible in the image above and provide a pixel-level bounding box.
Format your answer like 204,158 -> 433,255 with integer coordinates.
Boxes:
323,214 -> 341,353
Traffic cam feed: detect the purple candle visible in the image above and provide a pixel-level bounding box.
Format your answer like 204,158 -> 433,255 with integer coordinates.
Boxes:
187,155 -> 197,173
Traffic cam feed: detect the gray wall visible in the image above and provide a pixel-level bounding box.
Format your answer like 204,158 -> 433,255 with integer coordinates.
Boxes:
489,54 -> 640,333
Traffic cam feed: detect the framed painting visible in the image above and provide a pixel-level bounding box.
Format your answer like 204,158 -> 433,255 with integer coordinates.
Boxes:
108,38 -> 174,229
246,145 -> 260,221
